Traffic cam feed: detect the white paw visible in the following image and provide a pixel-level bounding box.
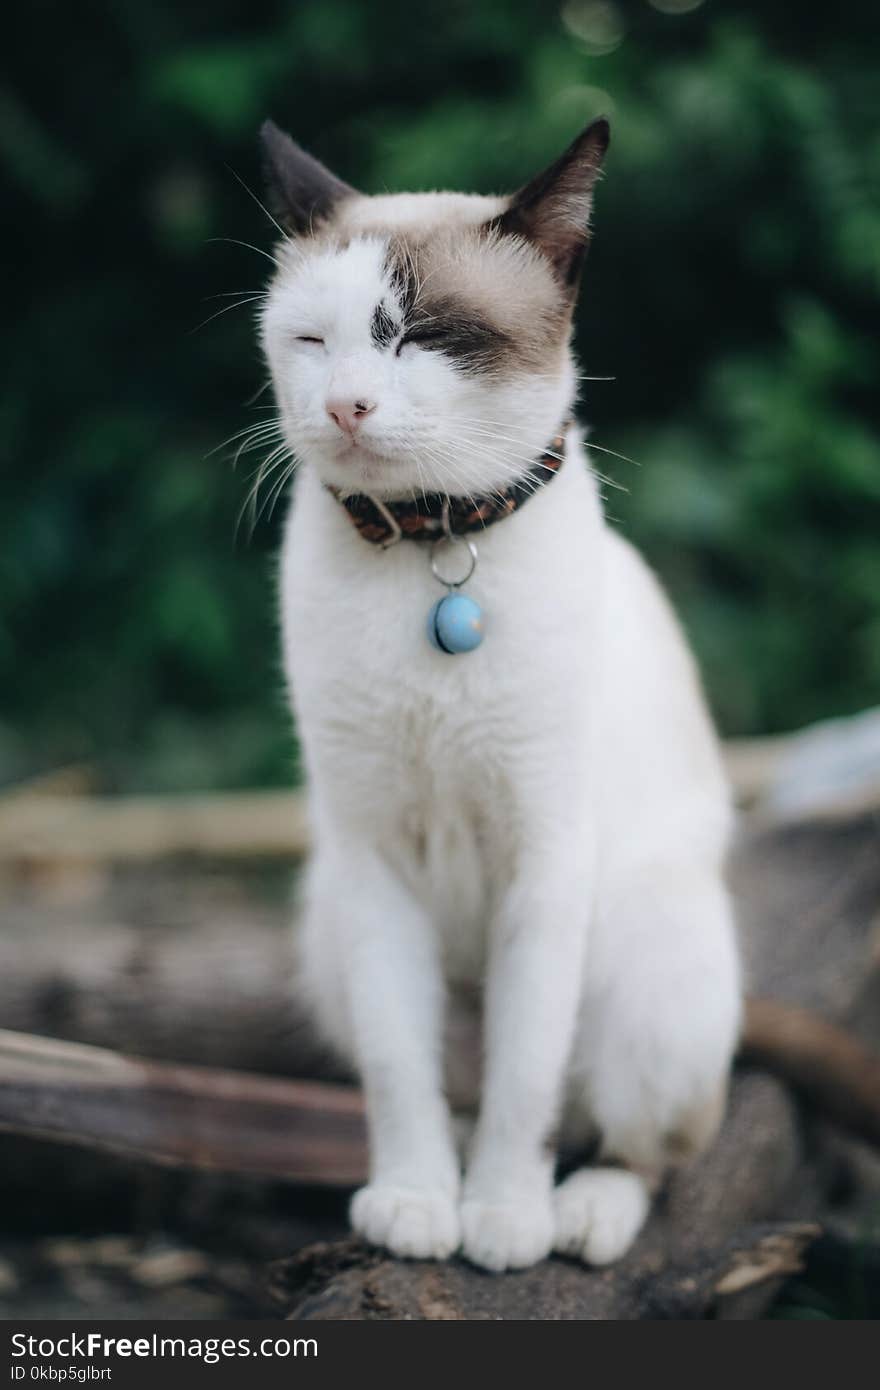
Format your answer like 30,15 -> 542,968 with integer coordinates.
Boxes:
350,1183 -> 460,1260
460,1193 -> 554,1272
553,1167 -> 649,1266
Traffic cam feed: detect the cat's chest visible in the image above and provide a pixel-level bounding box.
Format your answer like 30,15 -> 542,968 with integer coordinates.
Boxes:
280,463 -> 601,802
291,576 -> 514,810
286,545 -> 511,960
280,470 -> 600,967
283,512 -> 542,734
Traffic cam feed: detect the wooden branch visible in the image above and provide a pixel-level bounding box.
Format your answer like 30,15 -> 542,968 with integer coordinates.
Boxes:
741,997 -> 880,1150
0,1029 -> 366,1186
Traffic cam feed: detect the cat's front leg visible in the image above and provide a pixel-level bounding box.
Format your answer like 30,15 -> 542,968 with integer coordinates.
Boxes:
308,846 -> 461,1260
461,838 -> 591,1271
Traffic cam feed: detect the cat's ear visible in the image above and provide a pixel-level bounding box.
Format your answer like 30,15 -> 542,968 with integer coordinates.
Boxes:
494,118 -> 610,288
260,120 -> 356,236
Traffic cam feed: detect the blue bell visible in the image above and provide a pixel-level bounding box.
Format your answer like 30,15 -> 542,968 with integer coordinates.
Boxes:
427,592 -> 484,654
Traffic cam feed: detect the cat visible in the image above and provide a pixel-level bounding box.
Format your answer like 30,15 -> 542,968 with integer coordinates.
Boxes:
258,116 -> 742,1272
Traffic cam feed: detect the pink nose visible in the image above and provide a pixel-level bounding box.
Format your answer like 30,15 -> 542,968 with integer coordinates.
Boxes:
325,397 -> 377,435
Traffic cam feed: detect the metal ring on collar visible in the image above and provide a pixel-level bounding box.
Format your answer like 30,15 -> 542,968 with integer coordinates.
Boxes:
430,533 -> 478,588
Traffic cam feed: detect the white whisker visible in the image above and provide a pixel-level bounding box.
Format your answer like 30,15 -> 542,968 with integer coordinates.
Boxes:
225,164 -> 292,246
191,295 -> 268,334
206,236 -> 280,269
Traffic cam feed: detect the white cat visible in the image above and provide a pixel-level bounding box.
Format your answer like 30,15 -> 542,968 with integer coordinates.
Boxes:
259,118 -> 742,1272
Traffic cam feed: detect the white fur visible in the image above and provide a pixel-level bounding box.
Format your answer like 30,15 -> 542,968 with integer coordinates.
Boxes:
264,214 -> 742,1272
553,1168 -> 650,1266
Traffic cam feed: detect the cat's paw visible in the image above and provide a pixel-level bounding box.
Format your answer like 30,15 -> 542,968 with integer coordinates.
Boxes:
350,1183 -> 460,1261
460,1193 -> 554,1272
553,1167 -> 649,1266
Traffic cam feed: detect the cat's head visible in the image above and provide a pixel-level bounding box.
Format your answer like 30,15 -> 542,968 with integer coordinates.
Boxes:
259,119 -> 609,500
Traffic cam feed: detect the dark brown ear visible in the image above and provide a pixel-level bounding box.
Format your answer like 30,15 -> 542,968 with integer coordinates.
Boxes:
494,118 -> 610,288
260,119 -> 356,236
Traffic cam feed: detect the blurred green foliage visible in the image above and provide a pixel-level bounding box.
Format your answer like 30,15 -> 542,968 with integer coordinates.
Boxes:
3,0 -> 879,791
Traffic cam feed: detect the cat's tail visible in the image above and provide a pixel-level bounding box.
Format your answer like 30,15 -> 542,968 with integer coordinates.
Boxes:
739,997 -> 880,1149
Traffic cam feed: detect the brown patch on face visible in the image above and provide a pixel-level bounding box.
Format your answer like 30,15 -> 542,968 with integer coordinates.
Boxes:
378,226 -> 572,378
402,292 -> 514,374
268,178 -> 576,380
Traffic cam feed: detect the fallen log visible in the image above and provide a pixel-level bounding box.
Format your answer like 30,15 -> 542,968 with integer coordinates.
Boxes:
0,869 -> 330,1079
270,1221 -> 822,1321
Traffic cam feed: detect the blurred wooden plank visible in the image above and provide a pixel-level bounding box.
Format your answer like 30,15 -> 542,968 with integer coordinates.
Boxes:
0,1028 -> 366,1186
0,788 -> 310,863
0,764 -> 96,801
0,740 -> 791,865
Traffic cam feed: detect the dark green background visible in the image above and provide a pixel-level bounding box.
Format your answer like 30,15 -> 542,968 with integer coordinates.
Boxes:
4,0 -> 879,792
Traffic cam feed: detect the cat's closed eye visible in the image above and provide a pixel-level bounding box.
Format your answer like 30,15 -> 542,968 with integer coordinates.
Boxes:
395,327 -> 458,356
396,316 -> 506,368
296,335 -> 325,346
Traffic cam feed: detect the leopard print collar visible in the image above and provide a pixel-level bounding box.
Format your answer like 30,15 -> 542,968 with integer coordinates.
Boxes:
326,423 -> 569,547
